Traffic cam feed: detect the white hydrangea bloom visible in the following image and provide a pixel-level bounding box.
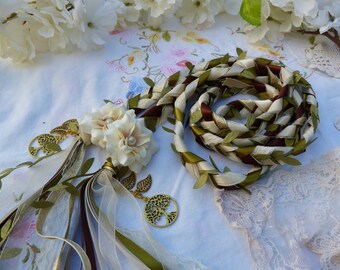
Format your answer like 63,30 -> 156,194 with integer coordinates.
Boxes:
106,113 -> 158,173
69,0 -> 118,51
116,0 -> 141,29
79,103 -> 132,148
176,0 -> 222,28
18,0 -> 74,53
304,0 -> 340,33
134,0 -> 176,18
222,0 -> 242,16
0,19 -> 36,62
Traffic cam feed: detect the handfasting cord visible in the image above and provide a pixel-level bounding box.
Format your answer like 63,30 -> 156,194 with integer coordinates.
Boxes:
0,52 -> 319,270
129,52 -> 319,189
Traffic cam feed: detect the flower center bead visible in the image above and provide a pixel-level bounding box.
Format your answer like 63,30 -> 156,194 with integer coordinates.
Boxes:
127,136 -> 136,146
105,118 -> 114,124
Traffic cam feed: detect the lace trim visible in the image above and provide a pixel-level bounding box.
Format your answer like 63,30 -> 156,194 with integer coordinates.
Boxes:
216,148 -> 340,270
304,43 -> 340,79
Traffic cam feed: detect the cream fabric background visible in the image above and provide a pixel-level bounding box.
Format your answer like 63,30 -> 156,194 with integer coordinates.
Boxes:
0,14 -> 339,269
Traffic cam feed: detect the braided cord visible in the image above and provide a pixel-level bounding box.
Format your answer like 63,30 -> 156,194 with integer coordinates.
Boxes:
128,53 -> 319,189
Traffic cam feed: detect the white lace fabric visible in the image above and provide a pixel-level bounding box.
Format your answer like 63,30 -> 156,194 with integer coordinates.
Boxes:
216,148 -> 340,270
304,43 -> 340,79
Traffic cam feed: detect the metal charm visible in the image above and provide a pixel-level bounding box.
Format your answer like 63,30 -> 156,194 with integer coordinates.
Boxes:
144,194 -> 178,228
120,172 -> 179,228
28,119 -> 79,158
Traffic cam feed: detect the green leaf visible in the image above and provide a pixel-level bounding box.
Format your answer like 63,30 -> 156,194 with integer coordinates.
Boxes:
256,58 -> 272,65
170,143 -> 178,154
198,71 -> 211,85
246,114 -> 256,127
47,185 -> 69,192
128,94 -> 140,109
280,156 -> 302,166
143,77 -> 155,87
194,173 -> 209,189
294,139 -> 306,153
17,161 -> 34,167
185,62 -> 193,70
254,154 -> 270,160
309,36 -> 316,45
162,31 -> 171,41
272,150 -> 285,159
162,126 -> 175,134
81,158 -> 94,175
223,166 -> 231,173
236,47 -> 243,55
221,53 -> 230,64
65,185 -> 80,196
22,248 -> 30,263
232,108 -> 242,119
167,117 -> 176,125
209,155 -> 219,171
27,243 -> 40,253
285,138 -> 294,147
174,107 -> 184,122
45,143 -> 61,152
190,110 -> 202,124
103,99 -> 114,104
241,67 -> 257,79
168,71 -> 180,85
191,125 -> 205,136
237,51 -> 247,60
267,124 -> 279,132
144,117 -> 158,132
0,247 -> 22,259
239,0 -> 262,26
242,169 -> 262,186
1,219 -> 12,240
181,152 -> 205,163
31,201 -> 54,209
0,168 -> 14,177
223,131 -> 240,144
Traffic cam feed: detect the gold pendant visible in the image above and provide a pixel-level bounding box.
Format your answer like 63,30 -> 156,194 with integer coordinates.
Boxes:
120,172 -> 179,228
28,119 -> 79,158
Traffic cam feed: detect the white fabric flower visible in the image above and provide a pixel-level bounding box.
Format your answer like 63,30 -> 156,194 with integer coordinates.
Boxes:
79,103 -> 131,148
69,0 -> 118,51
176,0 -> 221,28
106,113 -> 158,173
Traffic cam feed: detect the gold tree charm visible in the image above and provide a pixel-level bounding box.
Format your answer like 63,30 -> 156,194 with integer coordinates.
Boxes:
120,172 -> 179,228
144,194 -> 178,228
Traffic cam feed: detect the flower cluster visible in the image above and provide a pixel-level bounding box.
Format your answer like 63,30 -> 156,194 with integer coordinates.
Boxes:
0,0 -> 128,62
245,0 -> 340,42
1,0 -> 339,62
79,102 -> 158,173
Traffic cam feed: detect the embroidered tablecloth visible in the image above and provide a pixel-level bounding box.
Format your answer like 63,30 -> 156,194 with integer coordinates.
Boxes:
0,14 -> 339,269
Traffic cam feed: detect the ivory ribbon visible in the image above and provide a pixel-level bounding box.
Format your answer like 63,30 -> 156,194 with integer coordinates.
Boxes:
84,168 -> 167,269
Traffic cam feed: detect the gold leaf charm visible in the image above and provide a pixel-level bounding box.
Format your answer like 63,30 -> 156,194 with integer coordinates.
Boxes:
120,172 -> 136,190
28,119 -> 79,158
119,171 -> 179,228
29,134 -> 58,157
136,175 -> 152,193
50,119 -> 79,140
144,194 -> 179,228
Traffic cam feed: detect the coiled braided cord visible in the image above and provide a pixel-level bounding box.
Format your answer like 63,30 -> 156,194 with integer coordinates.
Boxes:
128,53 -> 319,189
